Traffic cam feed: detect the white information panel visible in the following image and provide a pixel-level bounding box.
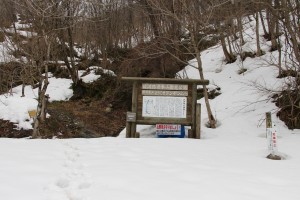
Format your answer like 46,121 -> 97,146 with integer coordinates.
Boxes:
142,96 -> 187,118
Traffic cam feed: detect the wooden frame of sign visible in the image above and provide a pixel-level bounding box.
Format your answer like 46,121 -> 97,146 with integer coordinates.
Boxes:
122,77 -> 209,139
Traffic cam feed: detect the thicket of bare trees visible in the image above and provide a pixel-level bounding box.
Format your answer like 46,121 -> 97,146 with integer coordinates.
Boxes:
265,0 -> 300,129
0,0 -> 300,134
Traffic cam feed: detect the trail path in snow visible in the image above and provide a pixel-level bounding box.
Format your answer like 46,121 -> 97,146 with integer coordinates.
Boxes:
45,142 -> 92,200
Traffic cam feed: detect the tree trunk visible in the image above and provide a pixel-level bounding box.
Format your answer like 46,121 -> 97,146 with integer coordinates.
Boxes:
58,36 -> 79,84
255,12 -> 262,56
140,0 -> 160,39
266,8 -> 278,51
191,32 -> 216,129
237,15 -> 245,45
259,10 -> 269,37
40,42 -> 51,122
278,36 -> 282,76
226,35 -> 233,55
32,36 -> 51,138
220,31 -> 235,63
68,31 -> 78,83
21,81 -> 25,97
32,73 -> 49,138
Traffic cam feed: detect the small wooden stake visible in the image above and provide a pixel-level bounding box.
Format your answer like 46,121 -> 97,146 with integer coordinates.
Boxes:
266,112 -> 272,128
266,112 -> 272,138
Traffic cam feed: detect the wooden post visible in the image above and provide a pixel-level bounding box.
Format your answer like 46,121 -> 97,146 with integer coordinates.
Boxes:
126,122 -> 131,138
126,112 -> 136,138
266,112 -> 272,138
266,112 -> 272,128
130,81 -> 138,138
191,83 -> 197,138
196,103 -> 201,139
135,132 -> 140,138
188,129 -> 193,138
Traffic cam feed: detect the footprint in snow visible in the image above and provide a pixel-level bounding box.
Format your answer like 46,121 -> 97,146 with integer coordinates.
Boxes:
56,178 -> 70,188
49,142 -> 92,200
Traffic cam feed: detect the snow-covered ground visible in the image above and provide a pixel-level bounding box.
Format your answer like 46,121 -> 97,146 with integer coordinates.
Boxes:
1,137 -> 300,200
1,18 -> 300,200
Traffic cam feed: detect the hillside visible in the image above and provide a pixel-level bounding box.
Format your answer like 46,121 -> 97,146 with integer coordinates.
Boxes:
1,11 -> 300,199
1,1 -> 300,137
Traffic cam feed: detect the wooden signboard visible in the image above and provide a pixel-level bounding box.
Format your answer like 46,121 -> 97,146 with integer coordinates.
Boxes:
122,77 -> 209,139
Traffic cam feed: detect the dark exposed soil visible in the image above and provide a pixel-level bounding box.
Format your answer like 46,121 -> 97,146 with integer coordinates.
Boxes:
0,120 -> 32,138
266,153 -> 283,160
0,99 -> 127,138
45,100 -> 127,138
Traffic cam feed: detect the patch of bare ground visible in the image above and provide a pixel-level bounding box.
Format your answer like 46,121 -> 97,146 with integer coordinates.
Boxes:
0,120 -> 32,138
44,100 -> 127,138
0,100 -> 127,138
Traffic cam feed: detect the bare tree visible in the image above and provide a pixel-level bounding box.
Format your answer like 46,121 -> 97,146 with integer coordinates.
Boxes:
12,0 -> 69,137
136,0 -> 219,128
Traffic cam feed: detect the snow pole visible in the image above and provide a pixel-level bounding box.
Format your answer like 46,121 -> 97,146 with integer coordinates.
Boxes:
266,112 -> 282,160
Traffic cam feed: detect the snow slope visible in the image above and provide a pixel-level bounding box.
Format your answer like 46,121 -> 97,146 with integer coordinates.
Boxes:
1,17 -> 300,200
